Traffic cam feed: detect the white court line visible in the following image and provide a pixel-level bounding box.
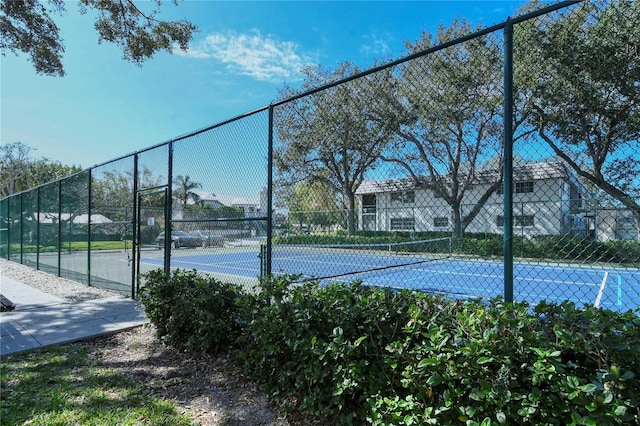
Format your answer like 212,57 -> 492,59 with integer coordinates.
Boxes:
594,271 -> 609,308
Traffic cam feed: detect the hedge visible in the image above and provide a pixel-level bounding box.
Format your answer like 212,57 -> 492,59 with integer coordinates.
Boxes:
139,270 -> 640,425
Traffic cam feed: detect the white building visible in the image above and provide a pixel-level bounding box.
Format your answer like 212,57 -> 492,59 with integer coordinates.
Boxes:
355,161 -> 590,237
593,207 -> 639,242
195,192 -> 261,217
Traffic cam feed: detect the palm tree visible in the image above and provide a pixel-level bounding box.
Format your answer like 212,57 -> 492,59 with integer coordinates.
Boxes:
173,175 -> 203,209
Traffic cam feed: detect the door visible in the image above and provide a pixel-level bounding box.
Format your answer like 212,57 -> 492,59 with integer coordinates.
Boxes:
135,187 -> 168,296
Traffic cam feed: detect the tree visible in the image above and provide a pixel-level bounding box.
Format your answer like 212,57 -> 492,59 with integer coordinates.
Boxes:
285,179 -> 341,232
1,0 -> 196,77
516,0 -> 640,238
91,169 -> 134,221
274,63 -> 394,235
1,142 -> 81,197
381,19 -> 505,238
172,175 -> 201,209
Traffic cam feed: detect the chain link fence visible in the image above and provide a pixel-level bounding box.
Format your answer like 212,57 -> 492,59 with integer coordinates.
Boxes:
1,0 -> 638,309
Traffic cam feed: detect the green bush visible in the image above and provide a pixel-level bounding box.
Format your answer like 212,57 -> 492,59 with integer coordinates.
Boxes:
138,269 -> 244,354
139,270 -> 640,425
275,232 -> 640,264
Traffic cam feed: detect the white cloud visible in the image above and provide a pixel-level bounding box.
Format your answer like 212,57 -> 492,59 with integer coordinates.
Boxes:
178,30 -> 313,82
360,32 -> 395,61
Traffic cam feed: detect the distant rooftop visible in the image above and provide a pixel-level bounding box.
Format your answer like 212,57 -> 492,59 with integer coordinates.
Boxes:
356,161 -> 585,195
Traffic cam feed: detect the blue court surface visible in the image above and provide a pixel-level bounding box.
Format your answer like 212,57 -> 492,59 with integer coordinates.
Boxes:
141,247 -> 640,312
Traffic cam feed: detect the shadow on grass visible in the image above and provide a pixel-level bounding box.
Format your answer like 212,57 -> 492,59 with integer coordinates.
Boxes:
0,345 -> 192,425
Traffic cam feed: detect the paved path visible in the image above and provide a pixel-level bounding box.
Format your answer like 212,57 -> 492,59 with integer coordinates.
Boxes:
0,275 -> 148,357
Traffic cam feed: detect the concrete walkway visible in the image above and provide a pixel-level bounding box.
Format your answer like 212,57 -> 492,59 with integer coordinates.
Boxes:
0,275 -> 148,357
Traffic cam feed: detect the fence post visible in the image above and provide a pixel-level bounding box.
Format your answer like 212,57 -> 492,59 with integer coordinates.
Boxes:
87,170 -> 92,286
36,188 -> 40,268
164,142 -> 174,278
132,154 -> 139,298
19,193 -> 24,264
503,17 -> 514,303
266,105 -> 274,278
57,180 -> 62,277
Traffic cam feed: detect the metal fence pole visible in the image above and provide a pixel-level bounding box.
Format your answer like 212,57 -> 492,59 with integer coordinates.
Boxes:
266,105 -> 274,278
164,142 -> 174,278
87,169 -> 92,286
503,17 -> 514,303
7,196 -> 11,260
132,153 -> 139,298
57,180 -> 62,277
36,188 -> 40,268
19,193 -> 23,264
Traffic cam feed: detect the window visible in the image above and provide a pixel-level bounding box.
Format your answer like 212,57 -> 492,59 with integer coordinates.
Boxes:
515,181 -> 534,193
362,194 -> 376,207
404,191 -> 415,203
390,191 -> 415,203
496,215 -> 535,227
433,217 -> 448,227
390,217 -> 415,231
496,181 -> 534,195
362,194 -> 377,214
517,215 -> 535,226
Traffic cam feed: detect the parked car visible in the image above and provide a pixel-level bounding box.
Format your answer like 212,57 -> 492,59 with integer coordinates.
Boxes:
155,231 -> 200,249
189,230 -> 225,247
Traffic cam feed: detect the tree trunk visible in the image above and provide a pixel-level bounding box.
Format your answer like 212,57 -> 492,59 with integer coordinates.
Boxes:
451,206 -> 463,239
347,193 -> 356,236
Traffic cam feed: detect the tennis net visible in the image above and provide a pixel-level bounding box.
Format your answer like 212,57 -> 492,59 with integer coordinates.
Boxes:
262,237 -> 452,281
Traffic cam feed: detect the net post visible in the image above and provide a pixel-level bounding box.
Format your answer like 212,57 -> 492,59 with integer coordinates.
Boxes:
258,244 -> 266,278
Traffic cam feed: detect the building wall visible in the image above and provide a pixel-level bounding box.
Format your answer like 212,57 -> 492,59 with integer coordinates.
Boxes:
359,177 -> 578,237
596,209 -> 639,241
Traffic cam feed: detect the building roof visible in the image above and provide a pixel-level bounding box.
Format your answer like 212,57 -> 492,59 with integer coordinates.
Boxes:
196,192 -> 258,207
356,161 -> 587,195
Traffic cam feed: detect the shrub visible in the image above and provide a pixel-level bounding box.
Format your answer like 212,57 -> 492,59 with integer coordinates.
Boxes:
138,269 -> 244,354
139,270 -> 640,425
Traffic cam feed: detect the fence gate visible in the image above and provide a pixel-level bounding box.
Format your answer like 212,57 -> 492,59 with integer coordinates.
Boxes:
135,186 -> 168,296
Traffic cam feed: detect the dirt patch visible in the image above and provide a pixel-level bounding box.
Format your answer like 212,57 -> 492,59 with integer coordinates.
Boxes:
76,324 -> 290,426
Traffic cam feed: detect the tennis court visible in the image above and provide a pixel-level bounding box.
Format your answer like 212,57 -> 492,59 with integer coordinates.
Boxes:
140,238 -> 640,312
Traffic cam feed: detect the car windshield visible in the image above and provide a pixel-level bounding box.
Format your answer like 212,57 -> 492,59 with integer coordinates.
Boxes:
173,231 -> 188,236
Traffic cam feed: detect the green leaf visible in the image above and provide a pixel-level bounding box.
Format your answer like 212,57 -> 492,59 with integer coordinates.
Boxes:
614,406 -> 627,416
602,389 -> 613,404
621,370 -> 635,381
477,356 -> 493,365
578,383 -> 596,393
354,335 -> 367,346
427,374 -> 442,386
418,358 -> 439,368
566,376 -> 580,388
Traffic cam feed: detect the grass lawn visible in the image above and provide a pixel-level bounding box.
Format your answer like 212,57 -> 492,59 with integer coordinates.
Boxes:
0,345 -> 193,426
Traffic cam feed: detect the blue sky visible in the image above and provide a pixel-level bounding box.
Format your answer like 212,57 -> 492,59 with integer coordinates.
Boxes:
2,1 -> 531,198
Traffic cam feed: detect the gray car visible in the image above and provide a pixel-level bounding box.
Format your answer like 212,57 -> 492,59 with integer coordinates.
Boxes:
155,231 -> 200,249
189,230 -> 225,247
